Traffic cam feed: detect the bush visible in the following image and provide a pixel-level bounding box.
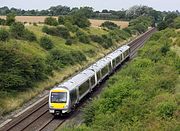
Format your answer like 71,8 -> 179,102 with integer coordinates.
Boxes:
56,26 -> 70,39
24,29 -> 37,42
6,13 -> 16,26
157,21 -> 168,30
0,18 -> 6,25
0,29 -> 9,41
10,22 -> 25,38
44,17 -> 58,26
40,36 -> 54,50
89,35 -> 103,43
156,102 -> 176,119
0,46 -> 48,90
101,21 -> 119,30
49,49 -> 86,69
33,23 -> 37,26
42,26 -> 70,39
65,38 -> 73,45
58,16 -> 65,25
101,35 -> 113,49
76,30 -> 90,43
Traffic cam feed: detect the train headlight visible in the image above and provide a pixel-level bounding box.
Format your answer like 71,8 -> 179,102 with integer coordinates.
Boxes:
64,105 -> 68,108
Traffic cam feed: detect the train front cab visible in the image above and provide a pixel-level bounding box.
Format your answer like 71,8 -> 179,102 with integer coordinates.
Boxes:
49,88 -> 70,115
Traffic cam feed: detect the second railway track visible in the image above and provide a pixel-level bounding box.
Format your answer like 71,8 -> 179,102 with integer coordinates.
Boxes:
0,28 -> 156,131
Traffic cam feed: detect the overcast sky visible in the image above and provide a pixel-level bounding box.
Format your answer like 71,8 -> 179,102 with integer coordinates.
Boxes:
0,0 -> 180,11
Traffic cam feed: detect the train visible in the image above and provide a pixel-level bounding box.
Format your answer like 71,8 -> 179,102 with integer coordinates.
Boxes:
49,44 -> 130,115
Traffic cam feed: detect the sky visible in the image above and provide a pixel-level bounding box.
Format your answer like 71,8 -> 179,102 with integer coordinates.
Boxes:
0,0 -> 180,11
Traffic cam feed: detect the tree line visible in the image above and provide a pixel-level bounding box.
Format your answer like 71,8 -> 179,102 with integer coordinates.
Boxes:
0,5 -> 179,23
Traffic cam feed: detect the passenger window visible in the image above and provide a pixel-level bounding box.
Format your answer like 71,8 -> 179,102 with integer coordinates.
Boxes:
79,80 -> 90,96
90,75 -> 96,86
97,71 -> 101,81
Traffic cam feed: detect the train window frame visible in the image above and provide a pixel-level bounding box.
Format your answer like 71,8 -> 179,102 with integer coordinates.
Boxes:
96,71 -> 101,81
112,59 -> 116,67
90,75 -> 96,86
79,80 -> 90,97
101,65 -> 109,77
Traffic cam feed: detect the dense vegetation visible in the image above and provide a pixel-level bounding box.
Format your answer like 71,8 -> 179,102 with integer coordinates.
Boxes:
65,29 -> 180,130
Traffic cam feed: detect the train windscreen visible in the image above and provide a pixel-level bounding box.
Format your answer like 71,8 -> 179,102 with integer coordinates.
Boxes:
51,92 -> 67,103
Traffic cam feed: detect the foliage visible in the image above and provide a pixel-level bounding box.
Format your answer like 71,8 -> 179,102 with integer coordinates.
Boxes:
65,38 -> 73,45
44,17 -> 58,26
0,45 -> 48,91
49,49 -> 86,69
89,35 -> 103,43
24,29 -> 37,41
0,28 -> 9,41
101,21 -> 119,30
40,36 -> 54,50
6,13 -> 15,26
0,18 -> 6,25
42,26 -> 70,39
174,17 -> 180,29
157,21 -> 168,30
10,22 -> 36,41
129,16 -> 152,33
76,30 -> 90,44
10,22 -> 25,38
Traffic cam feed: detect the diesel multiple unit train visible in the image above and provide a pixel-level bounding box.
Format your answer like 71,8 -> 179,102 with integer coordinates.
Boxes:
49,44 -> 130,115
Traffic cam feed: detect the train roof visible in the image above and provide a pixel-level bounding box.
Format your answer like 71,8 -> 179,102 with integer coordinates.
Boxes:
56,69 -> 95,91
88,58 -> 111,72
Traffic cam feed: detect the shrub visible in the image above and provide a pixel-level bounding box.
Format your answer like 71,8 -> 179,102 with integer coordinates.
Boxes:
44,17 -> 58,26
42,26 -> 70,39
101,21 -> 119,30
24,29 -> 37,42
156,102 -> 176,119
101,35 -> 113,49
33,23 -> 37,26
64,22 -> 79,32
0,46 -> 48,90
58,16 -> 65,25
56,26 -> 70,39
10,22 -> 25,38
160,43 -> 170,55
157,21 -> 168,30
76,30 -> 90,43
0,29 -> 9,41
65,38 -> 73,45
6,13 -> 16,26
40,36 -> 54,50
89,35 -> 103,43
0,18 -> 6,25
49,49 -> 86,69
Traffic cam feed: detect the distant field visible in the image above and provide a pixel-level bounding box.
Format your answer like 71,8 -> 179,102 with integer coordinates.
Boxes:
89,19 -> 129,28
0,16 -> 129,28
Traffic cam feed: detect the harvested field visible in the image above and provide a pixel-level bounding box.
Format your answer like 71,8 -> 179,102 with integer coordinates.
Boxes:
0,16 -> 129,28
89,19 -> 129,28
0,16 -> 58,23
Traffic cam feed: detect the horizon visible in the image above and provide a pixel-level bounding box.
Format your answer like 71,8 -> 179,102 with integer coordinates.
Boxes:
1,0 -> 180,12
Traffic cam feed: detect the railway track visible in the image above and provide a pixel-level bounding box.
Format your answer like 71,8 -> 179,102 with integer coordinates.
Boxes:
0,28 -> 156,131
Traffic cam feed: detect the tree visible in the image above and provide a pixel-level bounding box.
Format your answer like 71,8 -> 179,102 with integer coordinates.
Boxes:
6,13 -> 16,26
44,17 -> 58,26
101,21 -> 119,30
10,22 -> 25,38
157,21 -> 168,30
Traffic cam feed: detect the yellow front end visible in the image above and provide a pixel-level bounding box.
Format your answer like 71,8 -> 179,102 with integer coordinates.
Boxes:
49,88 -> 69,115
